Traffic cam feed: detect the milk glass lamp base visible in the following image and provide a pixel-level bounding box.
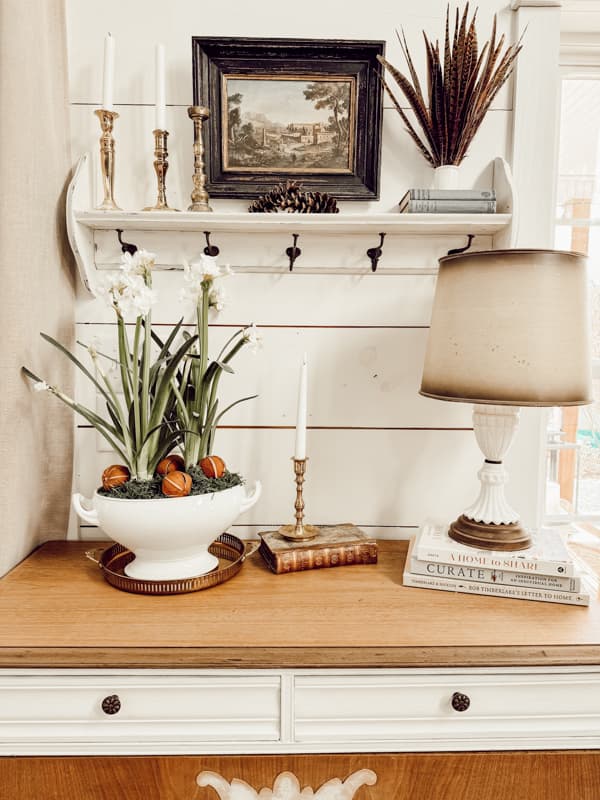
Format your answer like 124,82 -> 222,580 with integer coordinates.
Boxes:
448,404 -> 532,551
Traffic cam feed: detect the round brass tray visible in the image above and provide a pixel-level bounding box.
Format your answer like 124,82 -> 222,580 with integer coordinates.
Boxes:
86,533 -> 258,596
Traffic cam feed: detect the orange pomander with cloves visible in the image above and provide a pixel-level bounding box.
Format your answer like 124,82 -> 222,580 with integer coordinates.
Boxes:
156,453 -> 185,477
161,470 -> 192,497
102,464 -> 130,490
199,455 -> 226,479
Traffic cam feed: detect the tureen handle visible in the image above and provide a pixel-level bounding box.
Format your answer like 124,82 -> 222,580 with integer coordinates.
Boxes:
72,493 -> 99,525
239,481 -> 262,513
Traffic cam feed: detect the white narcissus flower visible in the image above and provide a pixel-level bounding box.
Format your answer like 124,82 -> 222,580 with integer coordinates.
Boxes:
96,271 -> 157,319
242,323 -> 262,354
191,253 -> 221,281
118,282 -> 157,318
121,248 -> 156,279
180,254 -> 232,307
180,258 -> 200,305
208,286 -> 226,312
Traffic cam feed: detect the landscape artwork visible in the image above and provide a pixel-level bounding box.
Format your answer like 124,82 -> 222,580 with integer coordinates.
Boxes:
221,75 -> 356,173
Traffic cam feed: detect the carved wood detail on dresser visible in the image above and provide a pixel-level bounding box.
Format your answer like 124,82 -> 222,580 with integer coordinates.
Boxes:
0,540 -> 599,798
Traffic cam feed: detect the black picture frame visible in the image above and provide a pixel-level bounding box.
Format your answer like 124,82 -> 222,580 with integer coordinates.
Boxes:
192,37 -> 385,200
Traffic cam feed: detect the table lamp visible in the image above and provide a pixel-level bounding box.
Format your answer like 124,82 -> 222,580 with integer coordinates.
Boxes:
420,249 -> 592,551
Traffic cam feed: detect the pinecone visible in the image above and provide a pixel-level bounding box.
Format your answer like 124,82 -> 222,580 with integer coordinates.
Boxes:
249,181 -> 339,214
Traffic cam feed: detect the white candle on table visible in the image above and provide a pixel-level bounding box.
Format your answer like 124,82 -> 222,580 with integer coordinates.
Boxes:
102,33 -> 115,110
155,43 -> 166,130
294,353 -> 308,460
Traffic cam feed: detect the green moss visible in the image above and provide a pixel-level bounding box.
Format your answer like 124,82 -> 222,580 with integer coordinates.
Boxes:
98,469 -> 243,499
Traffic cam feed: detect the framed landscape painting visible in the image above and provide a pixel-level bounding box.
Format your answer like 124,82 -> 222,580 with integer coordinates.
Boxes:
192,37 -> 385,199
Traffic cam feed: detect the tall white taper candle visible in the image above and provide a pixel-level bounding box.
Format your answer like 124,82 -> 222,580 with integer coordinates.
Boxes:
102,33 -> 115,110
294,353 -> 308,460
155,43 -> 166,130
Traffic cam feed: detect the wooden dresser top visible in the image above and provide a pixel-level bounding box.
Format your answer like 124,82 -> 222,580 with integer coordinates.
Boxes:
0,540 -> 598,668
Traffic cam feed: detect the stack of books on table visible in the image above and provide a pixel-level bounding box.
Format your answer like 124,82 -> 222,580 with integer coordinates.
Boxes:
403,523 -> 597,606
399,189 -> 496,214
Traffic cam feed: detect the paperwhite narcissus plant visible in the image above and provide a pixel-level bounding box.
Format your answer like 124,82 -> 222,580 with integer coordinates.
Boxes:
23,250 -> 260,482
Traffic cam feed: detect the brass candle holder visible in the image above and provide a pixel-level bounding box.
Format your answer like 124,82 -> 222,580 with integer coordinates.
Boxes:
278,458 -> 320,541
94,109 -> 121,211
187,105 -> 212,212
143,129 -> 178,211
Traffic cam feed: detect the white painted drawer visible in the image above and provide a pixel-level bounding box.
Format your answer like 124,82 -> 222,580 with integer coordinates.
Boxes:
0,672 -> 280,748
294,671 -> 600,745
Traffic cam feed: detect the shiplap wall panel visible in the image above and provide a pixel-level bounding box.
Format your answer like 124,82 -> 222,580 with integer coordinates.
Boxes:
66,0 -> 538,540
75,324 -> 472,429
66,0 -> 514,109
75,272 -> 438,326
75,428 -> 482,530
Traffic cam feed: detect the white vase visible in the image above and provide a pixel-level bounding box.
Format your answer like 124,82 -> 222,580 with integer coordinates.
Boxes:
432,165 -> 460,190
72,482 -> 261,580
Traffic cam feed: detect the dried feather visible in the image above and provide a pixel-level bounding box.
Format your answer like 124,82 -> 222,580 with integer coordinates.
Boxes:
424,31 -> 435,111
443,7 -> 452,92
454,3 -> 470,97
380,75 -> 435,165
431,48 -> 447,163
456,45 -> 522,161
377,54 -> 438,160
379,5 -> 522,167
426,38 -> 445,163
398,28 -> 425,105
451,42 -> 490,157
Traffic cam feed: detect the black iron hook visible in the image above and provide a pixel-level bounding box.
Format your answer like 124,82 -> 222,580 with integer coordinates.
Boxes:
203,231 -> 220,257
366,232 -> 386,272
447,234 -> 475,256
286,234 -> 302,271
116,229 -> 138,256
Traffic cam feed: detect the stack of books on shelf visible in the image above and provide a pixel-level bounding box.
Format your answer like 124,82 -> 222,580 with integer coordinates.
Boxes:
399,188 -> 496,214
403,522 -> 597,606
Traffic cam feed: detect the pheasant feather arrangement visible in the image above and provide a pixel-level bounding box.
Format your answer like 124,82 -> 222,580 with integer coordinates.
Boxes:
378,4 -> 523,167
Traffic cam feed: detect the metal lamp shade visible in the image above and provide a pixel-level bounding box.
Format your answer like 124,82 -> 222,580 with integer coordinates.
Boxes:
420,249 -> 592,407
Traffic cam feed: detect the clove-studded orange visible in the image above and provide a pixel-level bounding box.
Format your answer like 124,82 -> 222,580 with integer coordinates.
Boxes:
156,453 -> 185,477
199,455 -> 226,479
162,470 -> 192,497
102,464 -> 130,490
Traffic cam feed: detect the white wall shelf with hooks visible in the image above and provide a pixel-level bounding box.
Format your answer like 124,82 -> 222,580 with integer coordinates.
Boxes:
67,153 -> 515,294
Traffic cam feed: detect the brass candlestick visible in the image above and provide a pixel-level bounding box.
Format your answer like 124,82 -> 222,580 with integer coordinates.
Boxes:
187,105 -> 212,212
94,109 -> 121,211
278,458 -> 320,541
143,129 -> 178,211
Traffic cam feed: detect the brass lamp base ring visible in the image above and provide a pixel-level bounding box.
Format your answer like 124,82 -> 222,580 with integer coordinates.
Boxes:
278,524 -> 320,542
448,515 -> 532,551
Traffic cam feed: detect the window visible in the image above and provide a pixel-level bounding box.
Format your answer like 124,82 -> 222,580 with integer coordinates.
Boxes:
548,74 -> 600,523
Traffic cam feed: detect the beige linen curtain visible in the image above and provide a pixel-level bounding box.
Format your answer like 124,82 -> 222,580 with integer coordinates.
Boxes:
0,0 -> 75,575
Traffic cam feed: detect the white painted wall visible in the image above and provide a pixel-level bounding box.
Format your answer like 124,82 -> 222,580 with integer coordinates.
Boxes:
65,0 -> 558,540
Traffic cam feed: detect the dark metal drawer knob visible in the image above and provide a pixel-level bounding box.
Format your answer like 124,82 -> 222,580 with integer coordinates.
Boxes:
101,694 -> 121,715
451,691 -> 470,712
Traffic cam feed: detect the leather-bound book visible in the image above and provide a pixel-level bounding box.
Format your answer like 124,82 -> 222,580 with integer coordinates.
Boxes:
258,524 -> 377,574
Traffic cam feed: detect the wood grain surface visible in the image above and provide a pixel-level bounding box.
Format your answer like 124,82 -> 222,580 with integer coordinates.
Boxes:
0,540 -> 598,668
3,752 -> 600,800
